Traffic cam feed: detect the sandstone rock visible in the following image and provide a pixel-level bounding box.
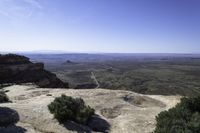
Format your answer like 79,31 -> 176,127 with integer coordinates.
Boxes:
0,54 -> 68,88
0,54 -> 30,65
0,85 -> 181,133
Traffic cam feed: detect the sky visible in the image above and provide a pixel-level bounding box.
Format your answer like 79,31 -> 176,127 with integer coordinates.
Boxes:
0,0 -> 200,53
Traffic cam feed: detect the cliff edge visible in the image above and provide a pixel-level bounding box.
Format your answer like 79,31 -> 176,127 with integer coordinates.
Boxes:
0,54 -> 68,88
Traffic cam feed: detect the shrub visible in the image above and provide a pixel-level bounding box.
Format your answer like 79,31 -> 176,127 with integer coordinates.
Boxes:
154,96 -> 200,133
48,94 -> 95,125
0,91 -> 9,103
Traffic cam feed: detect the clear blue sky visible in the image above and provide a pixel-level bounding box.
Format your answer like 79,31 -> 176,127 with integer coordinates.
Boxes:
0,0 -> 200,53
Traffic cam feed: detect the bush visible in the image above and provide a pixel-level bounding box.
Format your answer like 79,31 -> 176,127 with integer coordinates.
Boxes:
154,96 -> 200,133
48,94 -> 95,125
0,91 -> 9,103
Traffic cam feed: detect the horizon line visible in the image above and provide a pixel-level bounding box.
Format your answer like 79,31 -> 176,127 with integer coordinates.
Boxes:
0,50 -> 200,55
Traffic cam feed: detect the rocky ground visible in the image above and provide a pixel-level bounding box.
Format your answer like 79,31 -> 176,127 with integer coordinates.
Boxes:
0,85 -> 181,133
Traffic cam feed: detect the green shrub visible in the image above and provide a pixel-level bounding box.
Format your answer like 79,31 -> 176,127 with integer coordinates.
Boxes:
48,94 -> 95,125
0,91 -> 9,103
154,96 -> 200,133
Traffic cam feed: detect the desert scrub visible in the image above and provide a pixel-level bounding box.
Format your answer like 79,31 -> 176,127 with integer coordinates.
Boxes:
0,91 -> 9,103
154,96 -> 200,133
48,94 -> 95,124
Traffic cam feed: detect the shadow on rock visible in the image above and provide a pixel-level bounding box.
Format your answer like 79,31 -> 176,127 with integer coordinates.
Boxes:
87,115 -> 110,133
63,115 -> 110,133
0,125 -> 27,133
0,107 -> 27,133
64,121 -> 92,133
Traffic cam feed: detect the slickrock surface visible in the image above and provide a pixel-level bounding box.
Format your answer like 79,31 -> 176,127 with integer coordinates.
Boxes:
0,85 -> 180,133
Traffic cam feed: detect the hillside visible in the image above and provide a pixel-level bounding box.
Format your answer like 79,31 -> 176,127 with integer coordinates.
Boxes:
0,85 -> 180,133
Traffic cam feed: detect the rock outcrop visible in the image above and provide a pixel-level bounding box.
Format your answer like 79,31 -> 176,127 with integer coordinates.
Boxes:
0,54 -> 30,65
0,85 -> 181,133
0,54 -> 68,88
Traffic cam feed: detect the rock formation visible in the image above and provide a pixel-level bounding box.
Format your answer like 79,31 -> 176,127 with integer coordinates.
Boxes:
0,85 -> 180,133
0,54 -> 68,88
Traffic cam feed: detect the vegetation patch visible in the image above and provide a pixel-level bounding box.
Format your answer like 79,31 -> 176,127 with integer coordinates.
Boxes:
48,94 -> 95,125
47,57 -> 200,96
0,91 -> 9,103
154,96 -> 200,133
